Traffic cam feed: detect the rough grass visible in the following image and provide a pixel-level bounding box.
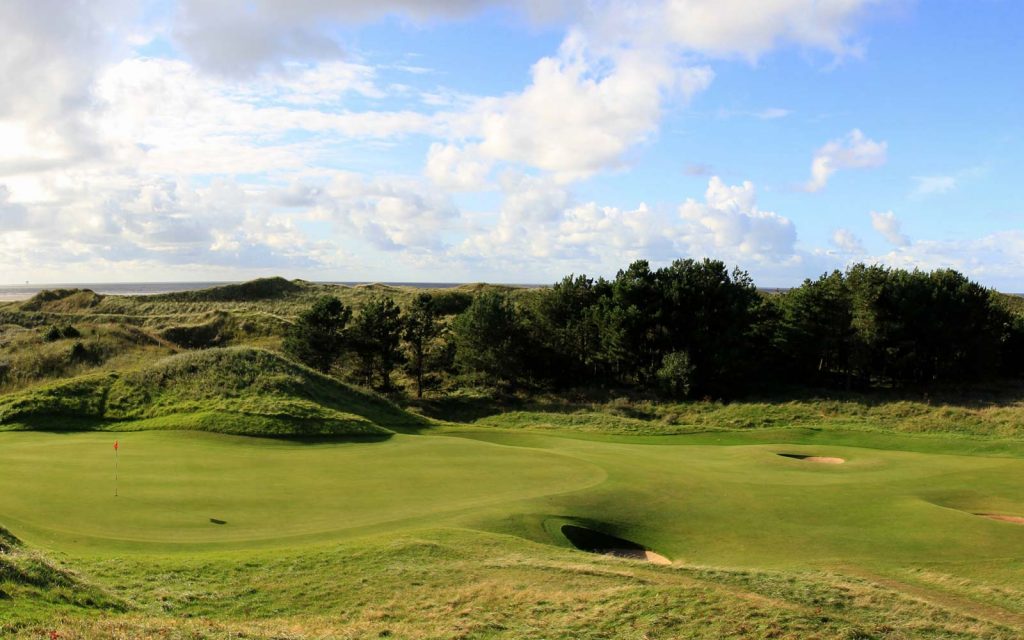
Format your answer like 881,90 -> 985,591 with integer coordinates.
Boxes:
461,390 -> 1024,441
0,322 -> 174,394
0,347 -> 428,436
3,529 -> 1022,639
0,526 -> 120,622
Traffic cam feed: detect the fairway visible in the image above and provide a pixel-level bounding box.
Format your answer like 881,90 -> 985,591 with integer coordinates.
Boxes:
3,428 -> 1024,582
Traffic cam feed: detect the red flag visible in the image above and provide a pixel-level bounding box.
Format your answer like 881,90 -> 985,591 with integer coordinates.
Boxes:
114,440 -> 119,451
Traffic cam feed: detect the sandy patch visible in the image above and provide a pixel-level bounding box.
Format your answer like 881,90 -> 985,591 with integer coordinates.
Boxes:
977,513 -> 1024,525
803,456 -> 845,464
778,453 -> 845,464
602,548 -> 672,565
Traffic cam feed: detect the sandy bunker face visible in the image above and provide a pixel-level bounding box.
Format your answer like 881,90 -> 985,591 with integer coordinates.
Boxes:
977,513 -> 1024,525
778,453 -> 845,464
561,525 -> 671,565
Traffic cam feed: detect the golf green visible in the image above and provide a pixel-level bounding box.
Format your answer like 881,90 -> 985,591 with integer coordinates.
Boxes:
0,431 -> 604,551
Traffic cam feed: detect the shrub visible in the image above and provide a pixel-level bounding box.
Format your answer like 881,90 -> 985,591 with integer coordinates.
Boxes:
657,351 -> 695,399
43,324 -> 80,342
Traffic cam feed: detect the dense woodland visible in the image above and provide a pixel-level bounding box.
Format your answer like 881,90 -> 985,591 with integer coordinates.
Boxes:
280,259 -> 1024,399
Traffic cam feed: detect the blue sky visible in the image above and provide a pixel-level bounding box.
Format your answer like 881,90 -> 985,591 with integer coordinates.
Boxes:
0,0 -> 1021,288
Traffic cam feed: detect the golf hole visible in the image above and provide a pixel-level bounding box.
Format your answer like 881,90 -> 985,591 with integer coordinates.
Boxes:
209,518 -> 227,525
778,453 -> 845,464
561,525 -> 670,565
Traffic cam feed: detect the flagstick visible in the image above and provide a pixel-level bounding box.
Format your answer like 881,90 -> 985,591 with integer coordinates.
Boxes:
114,445 -> 119,497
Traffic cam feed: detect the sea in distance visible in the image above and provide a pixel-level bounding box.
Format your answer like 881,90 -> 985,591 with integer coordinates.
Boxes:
0,281 -> 532,302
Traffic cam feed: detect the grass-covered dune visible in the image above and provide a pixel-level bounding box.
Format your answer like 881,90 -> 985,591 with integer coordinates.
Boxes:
0,347 -> 428,436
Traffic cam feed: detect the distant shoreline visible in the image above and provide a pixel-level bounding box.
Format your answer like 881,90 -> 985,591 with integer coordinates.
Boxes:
0,281 -> 543,302
2,281 -> 1020,303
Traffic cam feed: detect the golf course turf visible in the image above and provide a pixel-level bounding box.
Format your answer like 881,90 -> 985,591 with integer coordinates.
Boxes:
3,419 -> 1024,637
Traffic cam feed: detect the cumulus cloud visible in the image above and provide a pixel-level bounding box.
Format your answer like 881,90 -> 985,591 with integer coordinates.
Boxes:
805,129 -> 887,192
0,176 -> 340,279
457,176 -> 797,273
831,228 -> 865,254
424,143 -> 493,191
308,174 -> 460,252
0,1 -> 140,174
0,0 -> 898,282
870,210 -> 909,246
467,29 -> 713,181
868,231 -> 1024,290
677,177 -> 797,260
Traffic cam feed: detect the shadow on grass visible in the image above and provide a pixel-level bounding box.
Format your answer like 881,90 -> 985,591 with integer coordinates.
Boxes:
2,415 -> 396,444
405,379 -> 1024,426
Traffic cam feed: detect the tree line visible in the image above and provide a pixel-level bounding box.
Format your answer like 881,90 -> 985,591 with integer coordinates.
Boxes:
285,259 -> 1024,398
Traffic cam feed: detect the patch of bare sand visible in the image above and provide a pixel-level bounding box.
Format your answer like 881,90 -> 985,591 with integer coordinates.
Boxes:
778,453 -> 846,464
803,456 -> 845,464
977,513 -> 1024,525
602,549 -> 672,565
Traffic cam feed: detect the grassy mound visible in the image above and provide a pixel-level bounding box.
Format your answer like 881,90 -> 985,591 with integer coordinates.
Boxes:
0,347 -> 427,436
150,277 -> 305,302
0,524 -> 119,615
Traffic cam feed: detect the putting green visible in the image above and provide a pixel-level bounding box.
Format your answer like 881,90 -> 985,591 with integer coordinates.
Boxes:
0,431 -> 605,551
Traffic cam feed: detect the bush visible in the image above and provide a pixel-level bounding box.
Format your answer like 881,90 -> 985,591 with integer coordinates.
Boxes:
68,341 -> 91,363
43,324 -> 80,342
657,351 -> 695,399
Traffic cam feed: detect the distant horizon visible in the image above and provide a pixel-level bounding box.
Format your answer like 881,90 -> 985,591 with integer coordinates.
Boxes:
2,277 -> 1022,303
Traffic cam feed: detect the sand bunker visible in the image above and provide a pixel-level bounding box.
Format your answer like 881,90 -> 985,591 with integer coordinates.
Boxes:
977,513 -> 1024,525
778,453 -> 845,464
561,524 -> 671,565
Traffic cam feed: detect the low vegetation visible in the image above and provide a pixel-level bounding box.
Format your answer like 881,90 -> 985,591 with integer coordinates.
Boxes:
0,347 -> 426,436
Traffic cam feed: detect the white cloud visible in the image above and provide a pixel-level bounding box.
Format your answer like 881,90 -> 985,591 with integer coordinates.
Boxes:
831,228 -> 865,254
424,143 -> 493,191
912,175 -> 957,197
805,129 -> 887,192
469,29 -> 714,181
88,58 -> 448,177
870,210 -> 909,246
0,185 -> 29,229
0,175 -> 341,279
310,174 -> 460,252
457,176 -> 797,272
677,177 -> 797,260
664,0 -> 879,61
0,1 -> 140,174
170,0 -> 575,76
868,231 -> 1024,290
0,0 -> 902,284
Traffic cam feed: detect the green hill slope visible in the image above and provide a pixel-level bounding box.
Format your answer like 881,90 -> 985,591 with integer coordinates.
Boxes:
0,347 -> 427,436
